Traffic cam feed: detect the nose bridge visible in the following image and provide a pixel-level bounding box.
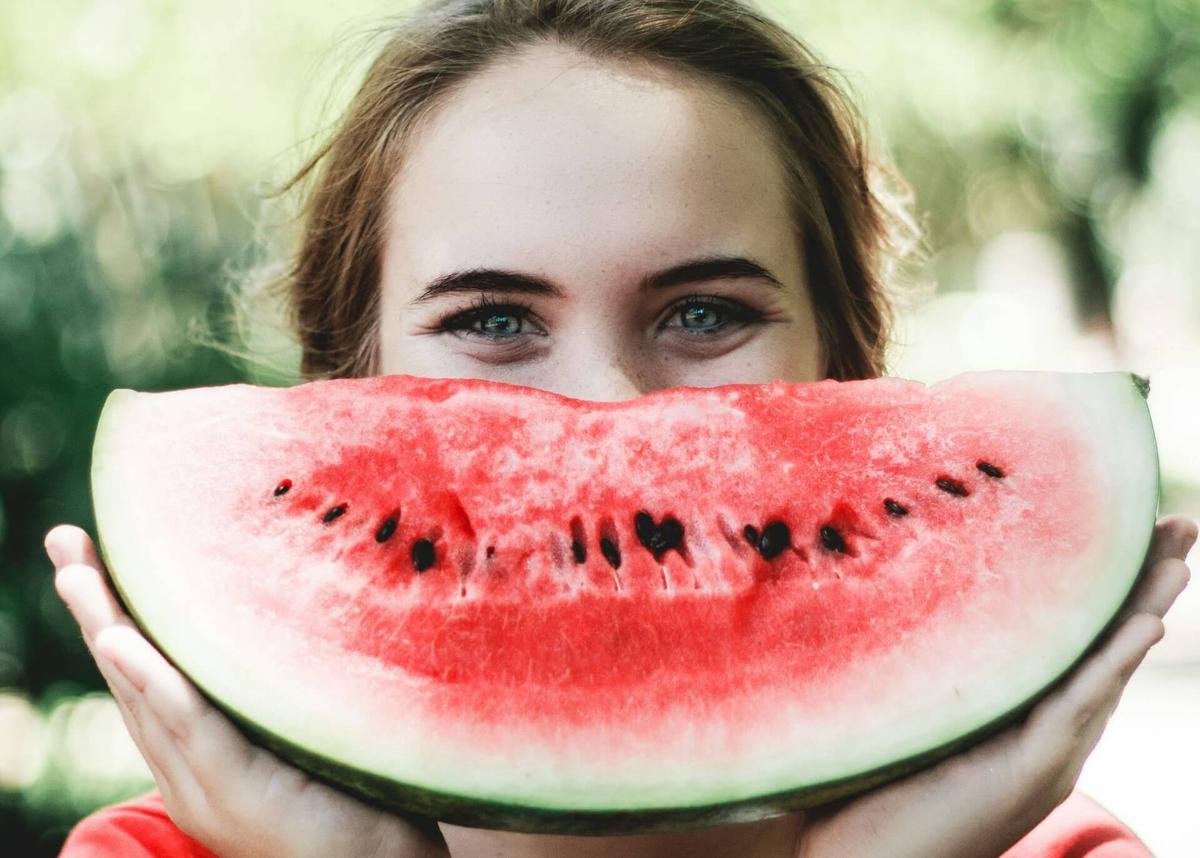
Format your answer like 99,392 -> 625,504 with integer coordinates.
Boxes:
567,338 -> 653,403
590,369 -> 647,403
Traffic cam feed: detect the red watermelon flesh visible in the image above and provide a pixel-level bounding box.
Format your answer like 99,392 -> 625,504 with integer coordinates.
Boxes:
89,371 -> 1158,832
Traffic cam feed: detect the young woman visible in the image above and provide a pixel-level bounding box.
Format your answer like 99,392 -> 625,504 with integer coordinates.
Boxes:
45,0 -> 1195,855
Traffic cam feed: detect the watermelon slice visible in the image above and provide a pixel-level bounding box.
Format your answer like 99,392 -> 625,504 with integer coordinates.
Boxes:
89,371 -> 1158,833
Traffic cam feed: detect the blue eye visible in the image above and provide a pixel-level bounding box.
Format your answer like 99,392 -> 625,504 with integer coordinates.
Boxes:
677,302 -> 722,331
664,296 -> 760,335
436,293 -> 763,344
477,312 -> 521,336
439,296 -> 541,341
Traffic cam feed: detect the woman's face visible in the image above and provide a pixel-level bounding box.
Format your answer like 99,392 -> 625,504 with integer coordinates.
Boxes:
379,40 -> 822,401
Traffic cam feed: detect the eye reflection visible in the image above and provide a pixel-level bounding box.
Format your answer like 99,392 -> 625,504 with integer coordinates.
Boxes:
480,312 -> 521,335
681,304 -> 720,330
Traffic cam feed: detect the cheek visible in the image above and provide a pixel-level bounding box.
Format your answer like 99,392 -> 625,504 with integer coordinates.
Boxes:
751,327 -> 823,384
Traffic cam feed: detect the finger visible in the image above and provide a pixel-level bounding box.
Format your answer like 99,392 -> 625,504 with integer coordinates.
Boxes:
96,625 -> 255,787
1124,558 -> 1190,620
54,563 -> 179,796
79,619 -> 194,819
44,524 -> 106,572
55,562 -> 136,647
1172,515 -> 1199,558
60,560 -> 246,820
1141,516 -> 1198,570
95,647 -> 182,802
1116,516 -> 1195,623
94,630 -> 210,816
1023,613 -> 1163,763
51,544 -> 213,834
97,626 -> 208,745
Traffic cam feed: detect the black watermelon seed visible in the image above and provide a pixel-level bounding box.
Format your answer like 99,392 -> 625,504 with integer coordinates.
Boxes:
486,545 -> 496,559
374,517 -> 397,543
976,461 -> 1005,478
883,498 -> 909,517
743,525 -> 760,548
635,510 -> 684,556
935,476 -> 969,497
273,479 -> 292,497
820,525 -> 847,553
634,511 -> 656,549
759,521 -> 791,560
570,539 -> 587,564
411,538 -> 436,572
599,537 -> 622,570
656,518 -> 683,553
322,504 -> 347,524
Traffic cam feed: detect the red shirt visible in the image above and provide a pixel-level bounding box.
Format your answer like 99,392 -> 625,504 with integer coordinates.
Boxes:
59,789 -> 1151,857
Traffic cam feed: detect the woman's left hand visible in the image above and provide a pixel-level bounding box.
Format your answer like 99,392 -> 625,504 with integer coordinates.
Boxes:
796,513 -> 1196,858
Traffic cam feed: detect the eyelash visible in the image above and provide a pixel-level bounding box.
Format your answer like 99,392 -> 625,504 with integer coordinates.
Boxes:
437,292 -> 764,342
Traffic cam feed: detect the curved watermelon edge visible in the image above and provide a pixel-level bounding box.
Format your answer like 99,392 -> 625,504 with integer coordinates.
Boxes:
87,374 -> 1161,834
89,388 -> 135,619
191,548 -> 1158,838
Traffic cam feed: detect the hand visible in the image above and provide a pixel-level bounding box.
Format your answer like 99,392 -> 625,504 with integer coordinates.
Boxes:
45,524 -> 450,858
795,514 -> 1196,858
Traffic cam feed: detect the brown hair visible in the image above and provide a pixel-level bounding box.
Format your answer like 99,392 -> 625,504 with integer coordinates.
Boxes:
229,0 -> 920,383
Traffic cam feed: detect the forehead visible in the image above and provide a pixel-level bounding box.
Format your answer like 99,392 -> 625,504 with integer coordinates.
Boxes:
386,41 -> 796,284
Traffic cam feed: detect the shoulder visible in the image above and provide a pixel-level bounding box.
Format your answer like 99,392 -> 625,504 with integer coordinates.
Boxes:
59,790 -> 218,858
1001,790 -> 1153,858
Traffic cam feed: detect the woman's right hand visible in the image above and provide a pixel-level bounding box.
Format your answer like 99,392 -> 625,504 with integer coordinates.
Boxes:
794,514 -> 1195,858
45,524 -> 450,858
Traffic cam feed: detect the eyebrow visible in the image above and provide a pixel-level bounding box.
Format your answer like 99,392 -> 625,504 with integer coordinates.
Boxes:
408,254 -> 784,305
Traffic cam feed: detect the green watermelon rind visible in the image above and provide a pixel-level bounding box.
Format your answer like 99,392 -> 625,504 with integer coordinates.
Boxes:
89,372 -> 1160,834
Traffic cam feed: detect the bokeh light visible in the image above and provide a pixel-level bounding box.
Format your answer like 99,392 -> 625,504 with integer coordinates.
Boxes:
0,692 -> 46,791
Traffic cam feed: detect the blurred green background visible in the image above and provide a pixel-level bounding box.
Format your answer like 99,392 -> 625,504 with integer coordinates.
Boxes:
2,0 -> 1198,854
